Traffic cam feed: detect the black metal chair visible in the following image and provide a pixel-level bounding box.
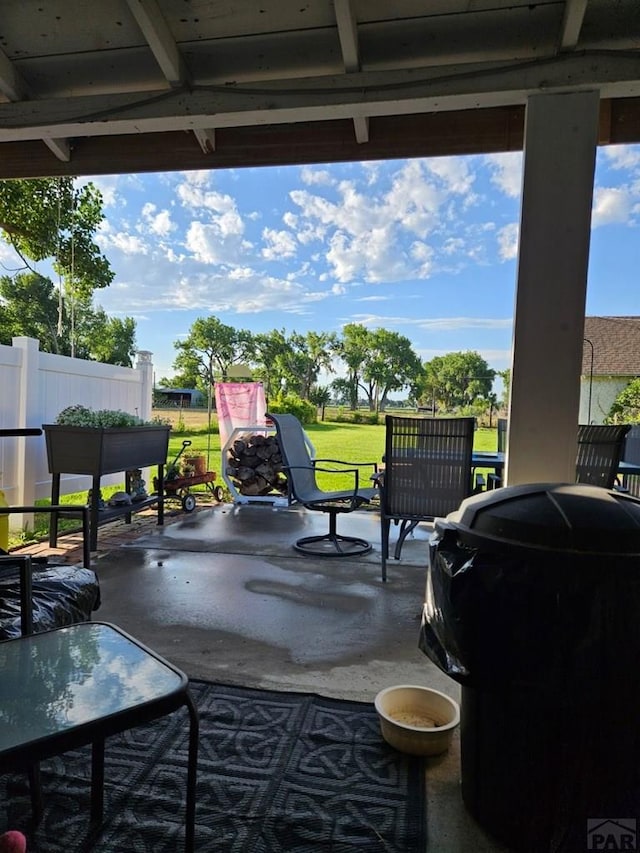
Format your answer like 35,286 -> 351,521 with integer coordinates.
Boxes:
487,416 -> 508,489
377,416 -> 476,581
618,424 -> 640,496
576,423 -> 631,489
266,412 -> 379,557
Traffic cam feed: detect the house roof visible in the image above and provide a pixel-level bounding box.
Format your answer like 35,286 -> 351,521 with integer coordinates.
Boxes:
583,316 -> 640,376
0,1 -> 639,179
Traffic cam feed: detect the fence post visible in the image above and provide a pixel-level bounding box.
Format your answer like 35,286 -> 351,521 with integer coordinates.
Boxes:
136,350 -> 154,422
11,336 -> 41,529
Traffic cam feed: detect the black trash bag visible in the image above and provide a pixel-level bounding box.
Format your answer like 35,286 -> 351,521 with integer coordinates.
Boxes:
419,518 -> 640,690
0,563 -> 100,640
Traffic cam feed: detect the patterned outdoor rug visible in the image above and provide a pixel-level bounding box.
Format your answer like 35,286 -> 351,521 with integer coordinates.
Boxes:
1,680 -> 427,852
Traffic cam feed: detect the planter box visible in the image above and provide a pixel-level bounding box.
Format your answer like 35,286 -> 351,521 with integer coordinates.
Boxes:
43,425 -> 171,476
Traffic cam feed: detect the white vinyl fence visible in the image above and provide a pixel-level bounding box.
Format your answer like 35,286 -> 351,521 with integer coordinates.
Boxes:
0,337 -> 154,530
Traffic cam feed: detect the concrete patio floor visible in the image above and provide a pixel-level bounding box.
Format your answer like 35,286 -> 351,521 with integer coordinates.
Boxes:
18,500 -> 511,852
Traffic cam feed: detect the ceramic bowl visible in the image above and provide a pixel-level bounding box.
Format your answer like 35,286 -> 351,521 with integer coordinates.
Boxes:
374,684 -> 460,756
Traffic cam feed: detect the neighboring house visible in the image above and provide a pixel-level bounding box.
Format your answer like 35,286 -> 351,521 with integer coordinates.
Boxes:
155,387 -> 204,407
581,317 -> 640,424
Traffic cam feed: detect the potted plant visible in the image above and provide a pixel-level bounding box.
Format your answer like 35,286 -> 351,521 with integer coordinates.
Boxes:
43,405 -> 171,476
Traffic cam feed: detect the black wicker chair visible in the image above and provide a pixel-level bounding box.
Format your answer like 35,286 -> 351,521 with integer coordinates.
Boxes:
267,412 -> 379,557
377,415 -> 476,581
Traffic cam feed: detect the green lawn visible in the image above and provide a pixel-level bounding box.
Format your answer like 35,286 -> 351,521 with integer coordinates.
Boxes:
8,421 -> 499,548
167,421 -> 498,493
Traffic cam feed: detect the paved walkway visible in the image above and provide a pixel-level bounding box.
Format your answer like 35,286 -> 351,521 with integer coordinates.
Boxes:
9,496 -> 217,563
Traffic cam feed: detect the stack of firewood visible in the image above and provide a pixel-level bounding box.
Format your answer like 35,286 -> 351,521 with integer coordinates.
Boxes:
225,431 -> 288,497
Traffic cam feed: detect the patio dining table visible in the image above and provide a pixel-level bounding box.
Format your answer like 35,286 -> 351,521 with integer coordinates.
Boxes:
471,452 -> 640,485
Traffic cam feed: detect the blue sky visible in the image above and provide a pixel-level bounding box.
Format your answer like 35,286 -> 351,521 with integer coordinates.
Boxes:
6,145 -> 640,385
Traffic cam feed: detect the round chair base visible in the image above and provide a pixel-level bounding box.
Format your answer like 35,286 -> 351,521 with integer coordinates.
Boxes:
294,533 -> 372,558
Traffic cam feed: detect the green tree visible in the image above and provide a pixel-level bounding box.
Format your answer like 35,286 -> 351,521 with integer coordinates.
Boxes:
419,351 -> 495,412
607,378 -> 640,423
330,377 -> 353,406
0,272 -> 64,352
0,178 -> 113,298
297,331 -> 338,399
336,323 -> 372,410
250,329 -> 292,400
361,329 -> 423,412
0,272 -> 137,365
173,316 -> 253,397
309,384 -> 332,420
86,312 -> 137,367
497,368 -> 511,408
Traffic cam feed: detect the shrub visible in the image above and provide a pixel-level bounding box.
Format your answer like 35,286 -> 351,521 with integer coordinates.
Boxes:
267,394 -> 317,425
606,379 -> 640,424
333,409 -> 380,425
54,405 -> 155,428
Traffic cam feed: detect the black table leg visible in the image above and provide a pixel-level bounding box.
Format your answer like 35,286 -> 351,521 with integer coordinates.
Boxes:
89,476 -> 101,551
28,763 -> 43,824
49,474 -> 61,547
90,737 -> 105,826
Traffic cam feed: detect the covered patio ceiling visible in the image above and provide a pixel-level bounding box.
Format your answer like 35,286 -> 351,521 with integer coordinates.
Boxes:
1,0 -> 639,487
0,0 -> 639,179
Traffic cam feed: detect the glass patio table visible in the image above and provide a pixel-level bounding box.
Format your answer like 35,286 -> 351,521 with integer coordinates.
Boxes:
0,621 -> 199,852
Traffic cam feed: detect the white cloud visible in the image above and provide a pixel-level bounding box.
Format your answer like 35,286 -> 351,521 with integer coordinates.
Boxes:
300,167 -> 334,186
349,313 -> 513,333
83,175 -> 121,207
103,231 -> 149,256
290,160 -> 468,284
426,156 -> 475,196
185,220 -> 248,264
181,170 -> 210,187
442,237 -> 465,256
591,187 -> 633,227
603,145 -> 640,171
485,152 -> 523,199
176,180 -> 243,230
497,223 -> 519,260
141,203 -> 176,237
261,227 -> 297,260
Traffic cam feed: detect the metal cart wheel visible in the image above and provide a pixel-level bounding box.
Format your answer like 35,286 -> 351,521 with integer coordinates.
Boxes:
182,493 -> 197,512
214,486 -> 225,503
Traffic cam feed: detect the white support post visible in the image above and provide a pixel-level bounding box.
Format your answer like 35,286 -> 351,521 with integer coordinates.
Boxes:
506,91 -> 600,486
136,350 -> 154,423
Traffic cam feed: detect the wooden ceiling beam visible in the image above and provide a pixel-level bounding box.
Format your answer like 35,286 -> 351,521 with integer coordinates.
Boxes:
1,53 -> 639,145
0,97 -> 638,181
125,0 -> 186,84
125,0 -> 218,154
334,0 -> 370,144
560,0 -> 589,50
0,46 -> 71,162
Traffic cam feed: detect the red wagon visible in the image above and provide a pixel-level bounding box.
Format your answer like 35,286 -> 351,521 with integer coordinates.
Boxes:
156,440 -> 224,512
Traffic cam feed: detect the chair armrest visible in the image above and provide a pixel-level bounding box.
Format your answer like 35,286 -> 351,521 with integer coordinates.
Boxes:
315,457 -> 379,473
284,463 -> 367,503
286,463 -> 363,490
0,504 -> 91,568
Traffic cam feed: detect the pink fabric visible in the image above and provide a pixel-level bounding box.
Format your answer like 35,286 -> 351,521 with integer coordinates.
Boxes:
0,831 -> 27,853
214,382 -> 266,448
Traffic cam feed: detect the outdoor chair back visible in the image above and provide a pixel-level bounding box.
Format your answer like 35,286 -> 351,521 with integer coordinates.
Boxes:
266,412 -> 379,558
487,417 -> 508,489
378,415 -> 476,581
576,423 -> 631,489
497,417 -> 508,453
620,424 -> 640,497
